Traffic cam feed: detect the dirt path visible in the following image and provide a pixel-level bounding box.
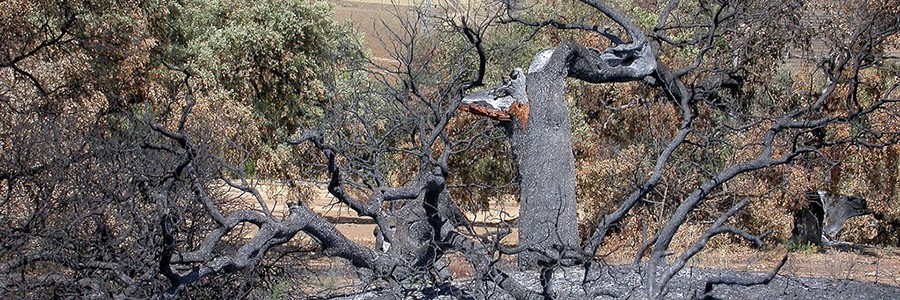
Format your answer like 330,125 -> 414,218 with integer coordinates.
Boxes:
223,181 -> 520,247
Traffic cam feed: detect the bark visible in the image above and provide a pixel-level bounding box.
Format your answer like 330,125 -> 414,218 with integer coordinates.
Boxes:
506,39 -> 657,268
823,195 -> 870,241
792,191 -> 826,245
791,191 -> 871,246
509,44 -> 581,269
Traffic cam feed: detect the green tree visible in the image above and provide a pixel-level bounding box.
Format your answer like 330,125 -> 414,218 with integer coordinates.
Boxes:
177,0 -> 363,145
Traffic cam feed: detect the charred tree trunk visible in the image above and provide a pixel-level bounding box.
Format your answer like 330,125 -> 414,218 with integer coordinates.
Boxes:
791,191 -> 871,246
507,39 -> 656,268
462,39 -> 657,268
791,191 -> 826,245
508,47 -> 581,269
461,0 -> 658,269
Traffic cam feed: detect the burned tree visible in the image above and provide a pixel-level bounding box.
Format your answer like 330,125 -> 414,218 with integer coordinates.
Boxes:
792,191 -> 872,246
1,0 -> 899,299
459,0 -> 659,268
458,0 -> 899,297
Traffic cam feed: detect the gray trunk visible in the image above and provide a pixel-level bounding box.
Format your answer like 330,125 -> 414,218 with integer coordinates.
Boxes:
824,195 -> 870,241
511,48 -> 580,269
464,38 -> 656,268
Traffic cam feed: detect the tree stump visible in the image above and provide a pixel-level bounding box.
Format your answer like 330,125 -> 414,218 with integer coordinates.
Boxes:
792,191 -> 825,245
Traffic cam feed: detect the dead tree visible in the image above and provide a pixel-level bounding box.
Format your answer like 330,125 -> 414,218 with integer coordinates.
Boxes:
458,0 -> 659,269
2,0 -> 898,299
793,191 -> 872,246
456,0 -> 899,298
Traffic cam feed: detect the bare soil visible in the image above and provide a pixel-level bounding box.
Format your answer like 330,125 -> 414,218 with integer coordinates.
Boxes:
332,0 -> 411,61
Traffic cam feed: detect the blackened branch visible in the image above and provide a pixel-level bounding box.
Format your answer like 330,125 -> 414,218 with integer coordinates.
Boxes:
695,255 -> 789,300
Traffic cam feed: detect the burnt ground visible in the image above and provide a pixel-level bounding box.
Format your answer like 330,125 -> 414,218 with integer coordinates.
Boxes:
326,264 -> 900,299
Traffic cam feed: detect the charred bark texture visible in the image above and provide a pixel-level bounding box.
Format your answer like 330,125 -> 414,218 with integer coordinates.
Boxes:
824,195 -> 870,241
509,45 -> 581,269
511,37 -> 658,268
792,191 -> 826,245
791,191 -> 871,246
455,36 -> 657,268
